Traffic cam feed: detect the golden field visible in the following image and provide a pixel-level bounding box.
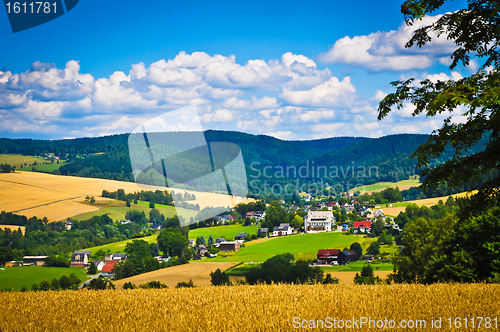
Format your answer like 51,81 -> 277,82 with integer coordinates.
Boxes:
0,172 -> 253,222
113,262 -> 237,289
382,191 -> 472,216
1,225 -> 25,235
1,284 -> 499,331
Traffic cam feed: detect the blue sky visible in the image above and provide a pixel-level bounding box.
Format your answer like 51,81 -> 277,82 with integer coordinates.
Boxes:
0,0 -> 471,139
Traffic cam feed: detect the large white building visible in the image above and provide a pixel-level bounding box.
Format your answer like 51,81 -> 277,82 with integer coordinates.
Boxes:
304,211 -> 335,233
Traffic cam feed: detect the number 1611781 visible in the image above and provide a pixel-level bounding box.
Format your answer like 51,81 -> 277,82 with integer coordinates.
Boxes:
5,2 -> 57,14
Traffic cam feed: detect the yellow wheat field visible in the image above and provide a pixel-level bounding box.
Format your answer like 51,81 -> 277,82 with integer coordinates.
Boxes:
1,225 -> 25,235
1,284 -> 499,331
0,172 -> 253,222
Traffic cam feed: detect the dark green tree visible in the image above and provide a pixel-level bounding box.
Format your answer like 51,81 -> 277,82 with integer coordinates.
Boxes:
88,262 -> 97,275
379,0 -> 500,214
350,242 -> 363,257
210,268 -> 231,286
367,242 -> 380,256
39,280 -> 50,291
50,278 -> 60,290
59,275 -> 72,290
361,265 -> 374,278
157,228 -> 189,257
176,279 -> 195,288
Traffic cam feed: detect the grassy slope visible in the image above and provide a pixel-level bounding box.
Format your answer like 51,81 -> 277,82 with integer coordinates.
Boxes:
188,224 -> 259,240
0,154 -> 45,169
68,199 -> 198,223
0,266 -> 88,291
350,178 -> 420,193
208,233 -> 384,262
20,163 -> 66,172
84,234 -> 158,254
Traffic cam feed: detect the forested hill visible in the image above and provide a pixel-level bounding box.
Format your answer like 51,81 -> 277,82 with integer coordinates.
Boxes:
0,131 -> 453,195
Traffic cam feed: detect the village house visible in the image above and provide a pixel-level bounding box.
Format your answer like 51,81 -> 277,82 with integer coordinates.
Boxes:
71,250 -> 91,267
304,211 -> 335,233
104,253 -> 127,261
235,232 -> 248,241
316,249 -> 341,265
338,250 -> 359,265
101,259 -> 119,278
272,223 -> 293,236
22,256 -> 47,266
64,221 -> 73,230
218,241 -> 240,251
258,227 -> 269,237
91,260 -> 105,271
353,221 -> 372,233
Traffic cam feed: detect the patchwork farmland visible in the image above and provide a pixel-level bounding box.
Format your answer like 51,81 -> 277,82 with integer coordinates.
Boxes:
0,172 -> 253,222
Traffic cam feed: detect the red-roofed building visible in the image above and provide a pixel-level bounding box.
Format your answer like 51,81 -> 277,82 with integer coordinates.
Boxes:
353,221 -> 372,233
101,259 -> 119,277
317,249 -> 341,265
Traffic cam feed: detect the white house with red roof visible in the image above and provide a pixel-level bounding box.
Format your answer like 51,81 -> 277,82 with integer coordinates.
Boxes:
353,221 -> 372,233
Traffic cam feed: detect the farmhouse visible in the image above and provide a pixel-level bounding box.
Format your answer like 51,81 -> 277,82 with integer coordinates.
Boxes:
218,241 -> 240,251
22,256 -> 47,266
101,260 -> 119,277
317,249 -> 341,265
338,250 -> 359,265
272,223 -> 293,236
71,250 -> 91,267
304,211 -> 335,233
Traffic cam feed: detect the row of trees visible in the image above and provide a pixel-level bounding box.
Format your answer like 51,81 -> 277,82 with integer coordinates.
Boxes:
17,273 -> 82,292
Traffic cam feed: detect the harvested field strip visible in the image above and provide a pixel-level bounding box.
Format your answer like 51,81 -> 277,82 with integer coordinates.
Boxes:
113,262 -> 237,289
0,284 -> 499,331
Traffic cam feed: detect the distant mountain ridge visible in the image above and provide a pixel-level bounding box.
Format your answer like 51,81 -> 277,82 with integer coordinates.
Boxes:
0,131 -> 434,198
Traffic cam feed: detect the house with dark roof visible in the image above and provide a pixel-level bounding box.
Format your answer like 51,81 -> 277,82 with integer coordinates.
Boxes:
92,260 -> 105,271
235,233 -> 248,241
258,227 -> 269,237
317,249 -> 341,265
272,223 -> 293,236
71,250 -> 91,267
338,250 -> 359,265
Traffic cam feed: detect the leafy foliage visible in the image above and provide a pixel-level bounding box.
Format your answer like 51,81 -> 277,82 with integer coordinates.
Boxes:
380,0 -> 500,214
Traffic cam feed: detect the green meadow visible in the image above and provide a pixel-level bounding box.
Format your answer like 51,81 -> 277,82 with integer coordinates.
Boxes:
208,232 -> 383,263
350,179 -> 420,193
0,266 -> 88,291
68,200 -> 198,223
188,224 -> 259,241
84,234 -> 158,254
